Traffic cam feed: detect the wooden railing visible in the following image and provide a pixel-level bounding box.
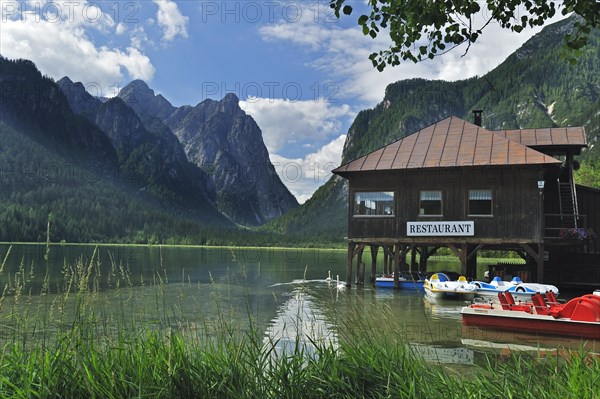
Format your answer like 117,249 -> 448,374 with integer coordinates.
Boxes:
544,214 -> 588,239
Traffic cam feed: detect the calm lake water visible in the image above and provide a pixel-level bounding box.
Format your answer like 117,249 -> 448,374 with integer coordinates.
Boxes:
0,244 -> 596,368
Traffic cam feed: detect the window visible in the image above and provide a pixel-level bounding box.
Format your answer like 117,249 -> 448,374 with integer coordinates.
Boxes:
468,189 -> 493,216
353,192 -> 394,216
419,190 -> 442,216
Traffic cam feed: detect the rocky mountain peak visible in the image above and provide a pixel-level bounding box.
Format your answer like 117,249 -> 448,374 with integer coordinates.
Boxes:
165,91 -> 298,225
118,79 -> 175,121
56,76 -> 102,119
220,93 -> 241,115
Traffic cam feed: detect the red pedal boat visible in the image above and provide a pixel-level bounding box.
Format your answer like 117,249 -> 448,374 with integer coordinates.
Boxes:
461,291 -> 600,340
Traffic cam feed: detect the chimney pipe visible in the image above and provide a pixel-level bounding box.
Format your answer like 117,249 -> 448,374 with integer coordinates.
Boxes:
472,109 -> 483,127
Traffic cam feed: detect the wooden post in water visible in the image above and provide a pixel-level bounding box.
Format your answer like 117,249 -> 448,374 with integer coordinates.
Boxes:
393,243 -> 400,288
420,246 -> 429,272
460,244 -> 468,276
410,246 -> 418,271
355,245 -> 365,284
383,247 -> 389,275
358,262 -> 365,285
466,244 -> 482,279
370,245 -> 379,283
346,242 -> 354,287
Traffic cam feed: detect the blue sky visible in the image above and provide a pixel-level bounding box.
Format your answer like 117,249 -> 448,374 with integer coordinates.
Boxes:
0,0 -> 565,202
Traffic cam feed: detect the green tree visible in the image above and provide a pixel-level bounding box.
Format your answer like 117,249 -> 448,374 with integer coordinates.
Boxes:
575,160 -> 600,189
329,0 -> 600,70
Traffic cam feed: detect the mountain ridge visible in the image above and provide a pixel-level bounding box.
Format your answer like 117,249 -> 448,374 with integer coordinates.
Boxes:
57,76 -> 223,218
117,81 -> 299,226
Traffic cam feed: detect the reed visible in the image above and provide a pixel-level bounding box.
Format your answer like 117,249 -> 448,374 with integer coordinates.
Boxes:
0,249 -> 597,399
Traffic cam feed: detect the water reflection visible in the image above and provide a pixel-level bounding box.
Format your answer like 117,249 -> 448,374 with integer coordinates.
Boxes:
422,296 -> 468,321
462,326 -> 600,355
264,286 -> 338,356
409,343 -> 474,365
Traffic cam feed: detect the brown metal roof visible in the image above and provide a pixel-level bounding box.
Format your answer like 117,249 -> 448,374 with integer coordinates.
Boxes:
333,116 -> 562,176
493,127 -> 587,147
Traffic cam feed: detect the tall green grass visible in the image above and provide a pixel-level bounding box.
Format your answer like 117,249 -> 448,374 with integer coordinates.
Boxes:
0,320 -> 598,398
0,246 -> 597,399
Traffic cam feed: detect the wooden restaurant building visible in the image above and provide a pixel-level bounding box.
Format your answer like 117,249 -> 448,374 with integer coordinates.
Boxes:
332,115 -> 600,288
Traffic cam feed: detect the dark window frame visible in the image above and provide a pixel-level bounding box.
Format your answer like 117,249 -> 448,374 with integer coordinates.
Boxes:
419,190 -> 443,217
468,189 -> 493,217
353,191 -> 395,218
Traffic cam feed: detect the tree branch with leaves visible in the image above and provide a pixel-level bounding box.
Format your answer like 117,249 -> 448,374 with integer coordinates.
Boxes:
329,0 -> 600,71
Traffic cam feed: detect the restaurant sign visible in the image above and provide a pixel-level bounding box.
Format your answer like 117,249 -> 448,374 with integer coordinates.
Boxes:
407,221 -> 474,236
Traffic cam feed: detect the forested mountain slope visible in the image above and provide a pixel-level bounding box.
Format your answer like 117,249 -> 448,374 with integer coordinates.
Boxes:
0,57 -> 232,243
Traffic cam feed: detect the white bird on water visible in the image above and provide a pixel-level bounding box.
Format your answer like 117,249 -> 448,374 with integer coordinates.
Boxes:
326,270 -> 332,282
336,275 -> 346,290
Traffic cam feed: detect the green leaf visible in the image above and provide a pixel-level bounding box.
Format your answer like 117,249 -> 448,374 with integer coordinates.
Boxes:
342,5 -> 352,15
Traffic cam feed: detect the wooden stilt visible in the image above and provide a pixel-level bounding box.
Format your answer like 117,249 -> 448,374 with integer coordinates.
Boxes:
410,246 -> 418,271
383,248 -> 389,275
460,244 -> 468,276
355,244 -> 365,285
370,245 -> 379,284
420,246 -> 429,272
346,242 -> 354,287
466,244 -> 483,279
520,243 -> 544,282
447,244 -> 466,275
394,245 -> 410,288
393,243 -> 400,288
401,247 -> 408,275
358,262 -> 365,285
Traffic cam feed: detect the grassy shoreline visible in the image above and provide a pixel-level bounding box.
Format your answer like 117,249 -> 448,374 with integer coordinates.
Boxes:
0,242 -> 525,266
0,241 -> 348,252
1,314 -> 597,399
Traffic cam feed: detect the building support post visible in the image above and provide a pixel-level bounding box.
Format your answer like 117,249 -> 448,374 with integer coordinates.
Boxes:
448,244 -> 467,276
383,247 -> 389,275
394,245 -> 410,288
393,243 -> 400,288
410,246 -> 418,271
520,243 -> 545,283
346,242 -> 355,287
355,244 -> 365,284
466,244 -> 483,279
420,246 -> 429,272
370,245 -> 379,284
357,261 -> 365,285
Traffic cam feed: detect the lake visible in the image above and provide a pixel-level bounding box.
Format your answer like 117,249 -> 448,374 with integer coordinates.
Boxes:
0,244 -> 596,368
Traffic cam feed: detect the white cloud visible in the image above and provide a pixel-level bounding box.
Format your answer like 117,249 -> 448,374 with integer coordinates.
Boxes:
258,4 -> 567,107
0,1 -> 155,97
240,98 -> 352,153
115,23 -> 126,35
270,134 -> 347,203
153,0 -> 188,42
1,20 -> 154,97
130,26 -> 150,49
